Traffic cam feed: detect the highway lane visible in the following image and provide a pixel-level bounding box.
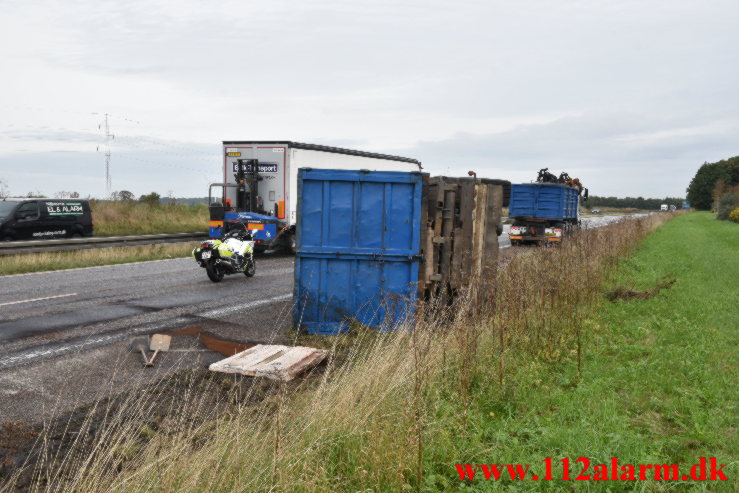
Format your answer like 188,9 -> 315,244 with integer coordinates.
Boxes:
0,214 -> 637,361
0,253 -> 297,421
0,254 -> 295,365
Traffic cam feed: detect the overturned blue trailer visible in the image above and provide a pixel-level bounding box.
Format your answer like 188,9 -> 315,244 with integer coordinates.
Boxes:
293,169 -> 507,334
293,169 -> 425,334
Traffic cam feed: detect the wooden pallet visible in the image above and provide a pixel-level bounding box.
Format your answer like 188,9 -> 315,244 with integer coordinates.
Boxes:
419,177 -> 502,303
209,344 -> 329,381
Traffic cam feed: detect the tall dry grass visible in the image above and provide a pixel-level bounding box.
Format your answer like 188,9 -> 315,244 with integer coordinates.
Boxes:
90,201 -> 208,236
1,213 -> 675,492
0,244 -> 194,275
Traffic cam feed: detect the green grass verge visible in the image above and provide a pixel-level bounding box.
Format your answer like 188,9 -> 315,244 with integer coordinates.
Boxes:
0,243 -> 194,275
433,212 -> 737,490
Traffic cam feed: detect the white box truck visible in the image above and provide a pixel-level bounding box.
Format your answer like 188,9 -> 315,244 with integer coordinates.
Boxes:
208,141 -> 422,252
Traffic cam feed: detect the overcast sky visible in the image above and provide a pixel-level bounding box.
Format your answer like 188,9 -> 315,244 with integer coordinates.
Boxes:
1,0 -> 737,199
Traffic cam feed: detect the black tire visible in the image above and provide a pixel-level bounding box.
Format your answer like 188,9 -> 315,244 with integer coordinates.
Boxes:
2,236 -> 14,242
206,261 -> 225,282
244,259 -> 256,277
71,233 -> 82,239
283,233 -> 296,254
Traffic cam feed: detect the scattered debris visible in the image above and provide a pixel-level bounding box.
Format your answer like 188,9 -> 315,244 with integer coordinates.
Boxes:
209,344 -> 328,381
129,337 -> 150,366
145,334 -> 171,367
166,326 -> 254,356
606,278 -> 676,301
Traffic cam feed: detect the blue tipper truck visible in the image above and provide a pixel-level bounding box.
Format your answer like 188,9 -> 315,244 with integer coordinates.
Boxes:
508,183 -> 582,245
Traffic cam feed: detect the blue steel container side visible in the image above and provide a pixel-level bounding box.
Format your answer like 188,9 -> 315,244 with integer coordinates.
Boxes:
508,183 -> 579,221
294,169 -> 425,334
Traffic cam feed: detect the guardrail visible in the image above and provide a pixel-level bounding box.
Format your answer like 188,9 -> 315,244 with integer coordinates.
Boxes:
0,232 -> 208,256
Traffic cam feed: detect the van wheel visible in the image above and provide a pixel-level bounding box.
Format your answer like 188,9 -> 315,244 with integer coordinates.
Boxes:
71,233 -> 82,239
2,236 -> 14,242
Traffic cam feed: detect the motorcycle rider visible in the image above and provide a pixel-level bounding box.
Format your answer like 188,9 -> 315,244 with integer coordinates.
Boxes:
223,221 -> 253,268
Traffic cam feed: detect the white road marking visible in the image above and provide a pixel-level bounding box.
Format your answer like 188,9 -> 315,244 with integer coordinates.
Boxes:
0,293 -> 78,307
0,317 -> 189,369
197,293 -> 292,318
0,256 -> 295,279
0,292 -> 294,368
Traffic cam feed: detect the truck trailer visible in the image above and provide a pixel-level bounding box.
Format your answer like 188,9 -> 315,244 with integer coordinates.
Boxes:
208,142 -> 422,252
508,181 -> 583,245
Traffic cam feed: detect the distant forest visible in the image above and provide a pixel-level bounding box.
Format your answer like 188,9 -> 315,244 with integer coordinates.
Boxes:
584,196 -> 684,210
167,197 -> 210,206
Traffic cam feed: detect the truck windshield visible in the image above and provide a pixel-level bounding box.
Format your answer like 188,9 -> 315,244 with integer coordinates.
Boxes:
0,201 -> 19,218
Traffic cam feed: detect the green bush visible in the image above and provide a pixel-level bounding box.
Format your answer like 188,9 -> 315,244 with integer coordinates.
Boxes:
716,190 -> 739,220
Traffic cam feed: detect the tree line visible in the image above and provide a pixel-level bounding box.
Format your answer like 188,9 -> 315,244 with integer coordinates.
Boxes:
686,156 -> 739,213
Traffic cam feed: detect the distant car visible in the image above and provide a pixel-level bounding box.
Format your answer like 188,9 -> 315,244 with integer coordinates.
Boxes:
660,204 -> 669,211
0,198 -> 93,241
591,209 -> 601,214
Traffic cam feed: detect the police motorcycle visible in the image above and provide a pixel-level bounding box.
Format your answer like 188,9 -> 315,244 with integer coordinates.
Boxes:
192,221 -> 256,282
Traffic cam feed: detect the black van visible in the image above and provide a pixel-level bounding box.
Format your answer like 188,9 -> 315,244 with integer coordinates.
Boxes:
0,198 -> 93,241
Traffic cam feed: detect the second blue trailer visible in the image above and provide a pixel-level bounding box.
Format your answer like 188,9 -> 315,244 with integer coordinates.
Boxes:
507,183 -> 581,245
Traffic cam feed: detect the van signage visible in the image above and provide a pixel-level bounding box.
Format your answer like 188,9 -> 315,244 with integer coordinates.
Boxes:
46,202 -> 84,215
232,162 -> 278,174
33,230 -> 66,237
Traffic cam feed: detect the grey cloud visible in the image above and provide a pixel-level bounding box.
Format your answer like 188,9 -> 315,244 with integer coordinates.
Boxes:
400,111 -> 739,197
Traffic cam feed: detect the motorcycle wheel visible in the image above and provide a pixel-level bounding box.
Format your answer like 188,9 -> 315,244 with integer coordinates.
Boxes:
244,259 -> 256,277
206,261 -> 225,282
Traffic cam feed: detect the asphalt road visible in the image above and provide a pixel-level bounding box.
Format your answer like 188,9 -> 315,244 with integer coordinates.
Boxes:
0,214 -> 640,422
0,253 -> 295,421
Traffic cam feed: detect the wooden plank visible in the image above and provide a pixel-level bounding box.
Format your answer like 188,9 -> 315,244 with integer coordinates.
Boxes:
454,181 -> 474,283
487,185 -> 502,266
471,183 -> 488,280
209,344 -> 329,381
439,187 -> 456,301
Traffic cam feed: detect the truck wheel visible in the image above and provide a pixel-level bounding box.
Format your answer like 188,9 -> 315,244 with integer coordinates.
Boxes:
206,261 -> 225,282
288,234 -> 297,254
